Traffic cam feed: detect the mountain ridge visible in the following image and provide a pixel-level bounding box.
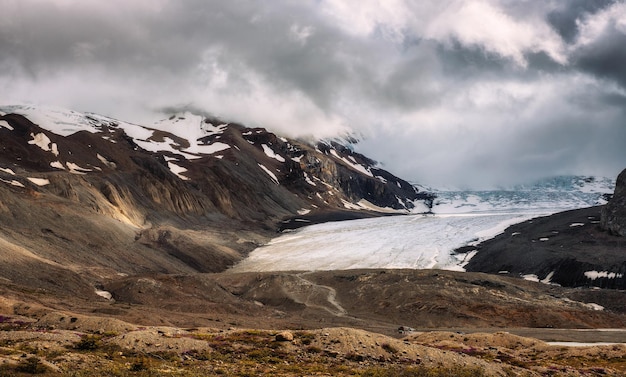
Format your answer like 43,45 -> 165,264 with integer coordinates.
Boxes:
0,105 -> 433,296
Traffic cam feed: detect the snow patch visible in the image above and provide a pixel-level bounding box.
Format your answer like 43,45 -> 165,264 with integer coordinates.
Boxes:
303,172 -> 316,186
66,162 -> 92,175
329,149 -> 373,177
0,178 -> 24,187
1,104 -> 102,135
95,290 -> 113,300
584,303 -> 604,311
27,177 -> 50,186
258,164 -> 279,184
451,249 -> 478,271
152,112 -> 226,139
28,132 -> 54,153
0,167 -> 15,175
584,271 -> 624,280
297,209 -> 311,215
291,155 -> 303,163
164,157 -> 189,180
522,274 -> 540,282
50,161 -> 65,170
188,142 -> 230,155
168,162 -> 189,180
0,120 -> 13,130
357,199 -> 407,214
541,271 -> 555,284
97,154 -> 116,168
570,223 -> 585,227
261,144 -> 285,162
341,199 -> 362,210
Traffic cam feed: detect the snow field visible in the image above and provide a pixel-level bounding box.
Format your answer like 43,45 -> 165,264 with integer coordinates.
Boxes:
230,212 -> 540,272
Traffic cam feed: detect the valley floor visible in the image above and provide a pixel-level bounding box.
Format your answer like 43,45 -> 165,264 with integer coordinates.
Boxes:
0,312 -> 625,376
0,268 -> 625,376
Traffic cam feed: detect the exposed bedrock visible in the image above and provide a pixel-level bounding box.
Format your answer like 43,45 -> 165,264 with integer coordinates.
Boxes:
601,167 -> 626,236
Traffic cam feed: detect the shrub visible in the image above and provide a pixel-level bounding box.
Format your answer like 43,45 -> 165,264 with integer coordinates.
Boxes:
72,335 -> 101,350
15,356 -> 49,374
381,343 -> 398,354
129,358 -> 149,372
306,346 -> 322,354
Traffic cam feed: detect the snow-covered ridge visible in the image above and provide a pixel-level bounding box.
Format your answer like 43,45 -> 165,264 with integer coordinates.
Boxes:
1,103 -> 425,214
0,104 -> 233,179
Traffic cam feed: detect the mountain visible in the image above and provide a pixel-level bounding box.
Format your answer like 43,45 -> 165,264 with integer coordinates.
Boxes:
0,104 -> 432,295
464,170 -> 626,289
0,105 -> 625,376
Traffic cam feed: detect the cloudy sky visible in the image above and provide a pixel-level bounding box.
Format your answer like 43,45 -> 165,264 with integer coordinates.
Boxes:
1,0 -> 625,188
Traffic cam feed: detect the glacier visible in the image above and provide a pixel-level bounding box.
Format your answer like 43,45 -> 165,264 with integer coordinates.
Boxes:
230,176 -> 615,272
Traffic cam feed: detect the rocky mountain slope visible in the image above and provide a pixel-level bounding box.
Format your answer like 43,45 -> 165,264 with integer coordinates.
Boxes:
602,167 -> 626,236
0,105 -> 431,296
464,168 -> 626,289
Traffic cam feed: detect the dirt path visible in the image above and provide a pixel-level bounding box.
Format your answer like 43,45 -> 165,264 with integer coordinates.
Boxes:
283,273 -> 348,317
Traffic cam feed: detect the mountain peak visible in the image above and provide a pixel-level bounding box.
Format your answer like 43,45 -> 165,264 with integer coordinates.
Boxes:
0,104 -> 433,223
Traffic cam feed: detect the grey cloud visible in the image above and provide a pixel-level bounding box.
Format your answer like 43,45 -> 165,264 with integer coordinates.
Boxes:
0,1 -> 625,187
547,0 -> 616,42
574,29 -> 626,89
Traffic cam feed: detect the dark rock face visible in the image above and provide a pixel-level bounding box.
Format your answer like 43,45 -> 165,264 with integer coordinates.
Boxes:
464,207 -> 626,289
601,168 -> 626,236
466,169 -> 626,290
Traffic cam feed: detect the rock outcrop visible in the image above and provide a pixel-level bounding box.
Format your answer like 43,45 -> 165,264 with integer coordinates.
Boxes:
464,168 -> 626,290
464,206 -> 626,289
601,168 -> 626,236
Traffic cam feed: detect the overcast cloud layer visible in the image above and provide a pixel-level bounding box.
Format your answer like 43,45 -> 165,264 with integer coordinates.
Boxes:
1,0 -> 625,188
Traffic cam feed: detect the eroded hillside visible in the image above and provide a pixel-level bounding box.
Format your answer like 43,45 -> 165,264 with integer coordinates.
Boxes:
0,107 -> 432,297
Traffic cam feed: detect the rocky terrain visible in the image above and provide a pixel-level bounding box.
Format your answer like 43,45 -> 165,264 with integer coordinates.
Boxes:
0,106 -> 431,294
602,168 -> 626,237
465,169 -> 626,289
0,106 -> 625,375
1,317 -> 624,376
1,269 -> 626,376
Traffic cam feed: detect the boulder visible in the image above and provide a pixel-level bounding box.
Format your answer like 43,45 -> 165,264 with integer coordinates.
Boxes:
275,331 -> 294,342
601,168 -> 626,236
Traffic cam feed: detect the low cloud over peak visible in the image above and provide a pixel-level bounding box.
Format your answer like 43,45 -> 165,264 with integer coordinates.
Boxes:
1,0 -> 624,187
